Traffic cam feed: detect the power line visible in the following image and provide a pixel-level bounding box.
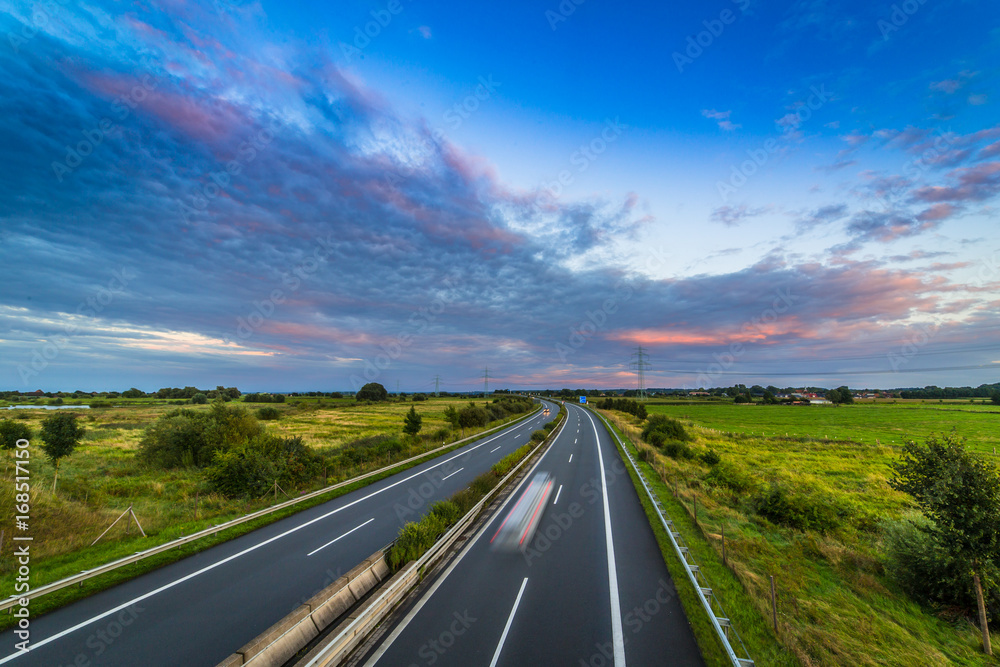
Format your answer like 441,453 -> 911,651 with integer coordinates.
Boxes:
658,363 -> 999,377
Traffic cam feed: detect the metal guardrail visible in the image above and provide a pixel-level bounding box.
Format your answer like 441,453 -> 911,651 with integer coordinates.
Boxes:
0,404 -> 545,612
589,408 -> 755,667
298,406 -> 570,667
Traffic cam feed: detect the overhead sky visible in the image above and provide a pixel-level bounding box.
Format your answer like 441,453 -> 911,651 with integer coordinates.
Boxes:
1,0 -> 999,393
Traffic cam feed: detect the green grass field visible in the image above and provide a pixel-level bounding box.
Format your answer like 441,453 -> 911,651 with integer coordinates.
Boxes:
0,397 -> 521,594
648,400 -> 1000,455
600,400 -> 1000,666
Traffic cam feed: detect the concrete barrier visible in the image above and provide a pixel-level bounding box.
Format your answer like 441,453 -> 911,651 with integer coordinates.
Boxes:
215,553 -> 390,667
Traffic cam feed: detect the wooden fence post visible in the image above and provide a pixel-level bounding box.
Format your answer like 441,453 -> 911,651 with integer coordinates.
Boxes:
771,575 -> 778,633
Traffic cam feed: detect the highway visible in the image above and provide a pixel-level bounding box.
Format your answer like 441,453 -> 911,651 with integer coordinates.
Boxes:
0,402 -> 558,667
358,403 -> 704,667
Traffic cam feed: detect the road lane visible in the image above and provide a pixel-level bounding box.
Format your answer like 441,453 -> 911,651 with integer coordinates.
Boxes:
0,402 -> 557,667
360,403 -> 704,666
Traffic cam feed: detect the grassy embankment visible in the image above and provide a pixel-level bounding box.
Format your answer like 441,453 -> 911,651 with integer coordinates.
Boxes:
0,396 -> 536,622
598,400 -> 999,667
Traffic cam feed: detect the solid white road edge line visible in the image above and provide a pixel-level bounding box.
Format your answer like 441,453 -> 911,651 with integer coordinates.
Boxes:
583,406 -> 627,667
307,518 -> 375,557
0,407 -> 551,664
489,578 -> 529,667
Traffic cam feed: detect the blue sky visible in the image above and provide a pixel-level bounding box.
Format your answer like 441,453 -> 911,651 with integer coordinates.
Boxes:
1,0 -> 999,392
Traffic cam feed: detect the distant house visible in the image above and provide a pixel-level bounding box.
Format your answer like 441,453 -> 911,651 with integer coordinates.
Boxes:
690,391 -> 710,397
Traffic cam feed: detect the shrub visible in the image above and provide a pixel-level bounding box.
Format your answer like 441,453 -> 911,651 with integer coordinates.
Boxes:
205,445 -> 277,499
662,441 -> 694,459
432,427 -> 451,440
429,500 -> 461,525
641,415 -> 691,443
190,393 -> 208,404
638,446 -> 657,465
882,514 -> 1000,620
530,429 -> 547,443
257,406 -> 281,420
412,393 -> 428,401
700,450 -> 721,466
356,382 -> 388,402
704,461 -> 756,493
751,483 -> 845,533
0,420 -> 32,450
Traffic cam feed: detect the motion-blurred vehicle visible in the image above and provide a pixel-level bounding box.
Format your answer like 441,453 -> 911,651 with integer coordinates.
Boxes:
490,472 -> 554,552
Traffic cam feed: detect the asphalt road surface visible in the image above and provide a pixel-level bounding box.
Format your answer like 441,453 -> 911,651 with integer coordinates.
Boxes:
0,402 -> 558,667
359,402 -> 704,667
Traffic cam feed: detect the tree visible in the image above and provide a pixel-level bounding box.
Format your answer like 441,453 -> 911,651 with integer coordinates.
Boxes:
443,405 -> 460,432
190,393 -> 208,404
40,413 -> 85,492
356,382 -> 388,402
890,436 -> 1000,655
762,391 -> 779,405
992,392 -> 1000,406
828,386 -> 854,405
403,406 -> 423,438
122,387 -> 145,399
0,420 -> 32,450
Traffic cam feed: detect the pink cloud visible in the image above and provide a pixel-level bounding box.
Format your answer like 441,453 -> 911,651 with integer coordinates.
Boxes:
916,203 -> 959,221
911,161 -> 1000,203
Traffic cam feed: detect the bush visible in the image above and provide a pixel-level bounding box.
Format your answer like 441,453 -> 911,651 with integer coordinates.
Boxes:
432,427 -> 451,440
429,500 -> 461,524
493,444 -> 534,477
530,429 -> 547,443
356,382 -> 388,402
205,445 -> 277,499
412,393 -> 428,401
704,461 -> 756,493
641,415 -> 690,443
882,514 -> 1000,620
751,483 -> 845,533
0,420 -> 32,450
387,512 -> 449,570
700,450 -> 721,466
190,393 -> 208,404
257,406 -> 281,420
662,441 -> 694,459
638,446 -> 657,465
